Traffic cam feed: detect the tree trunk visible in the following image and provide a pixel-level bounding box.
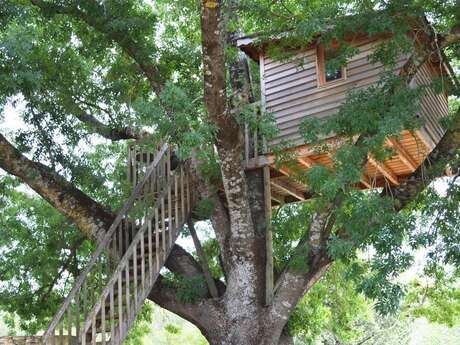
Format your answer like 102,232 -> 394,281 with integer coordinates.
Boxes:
202,320 -> 294,345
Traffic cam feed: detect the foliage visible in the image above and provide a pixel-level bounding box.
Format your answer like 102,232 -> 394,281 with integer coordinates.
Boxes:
124,303 -> 154,345
1,0 -> 460,343
0,175 -> 89,333
200,237 -> 225,279
404,269 -> 460,327
289,261 -> 370,344
139,303 -> 208,345
163,273 -> 208,304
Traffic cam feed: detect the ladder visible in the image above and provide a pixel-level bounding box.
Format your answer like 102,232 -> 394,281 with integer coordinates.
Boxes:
42,143 -> 194,345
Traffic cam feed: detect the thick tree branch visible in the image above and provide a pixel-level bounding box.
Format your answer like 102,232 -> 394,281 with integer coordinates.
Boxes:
165,244 -> 226,295
1,133 -> 220,318
0,132 -> 115,238
191,154 -> 232,275
72,104 -> 144,141
148,275 -> 225,338
200,0 -> 240,150
440,21 -> 460,49
268,248 -> 332,338
165,244 -> 204,278
29,0 -> 165,95
401,19 -> 460,84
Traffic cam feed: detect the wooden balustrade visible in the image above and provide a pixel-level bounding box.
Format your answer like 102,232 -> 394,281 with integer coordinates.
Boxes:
43,143 -> 194,345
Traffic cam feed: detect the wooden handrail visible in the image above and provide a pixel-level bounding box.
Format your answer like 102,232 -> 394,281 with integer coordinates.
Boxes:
81,170 -> 177,336
42,143 -> 169,344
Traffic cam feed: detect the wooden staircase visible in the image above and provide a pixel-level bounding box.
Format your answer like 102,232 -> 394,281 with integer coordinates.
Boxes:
42,143 -> 193,345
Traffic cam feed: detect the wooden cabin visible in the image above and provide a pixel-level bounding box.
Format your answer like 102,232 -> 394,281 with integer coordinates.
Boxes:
237,32 -> 452,205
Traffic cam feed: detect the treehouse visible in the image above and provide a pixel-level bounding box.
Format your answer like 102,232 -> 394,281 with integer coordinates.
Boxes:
237,31 -> 452,205
27,28 -> 454,345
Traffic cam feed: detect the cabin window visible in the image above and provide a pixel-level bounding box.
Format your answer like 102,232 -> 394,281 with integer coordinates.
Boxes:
317,43 -> 346,86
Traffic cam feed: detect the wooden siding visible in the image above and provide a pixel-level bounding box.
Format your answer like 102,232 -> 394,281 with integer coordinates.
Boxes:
262,38 -> 420,147
415,62 -> 448,150
245,36 -> 451,205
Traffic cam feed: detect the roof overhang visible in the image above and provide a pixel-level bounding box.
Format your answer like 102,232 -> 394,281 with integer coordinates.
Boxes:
236,36 -> 263,62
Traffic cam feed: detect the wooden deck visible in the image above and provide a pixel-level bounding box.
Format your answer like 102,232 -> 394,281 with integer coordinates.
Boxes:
245,129 -> 434,205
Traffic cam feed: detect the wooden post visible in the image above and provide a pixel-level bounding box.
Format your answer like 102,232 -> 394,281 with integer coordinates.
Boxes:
264,166 -> 274,306
187,219 -> 219,298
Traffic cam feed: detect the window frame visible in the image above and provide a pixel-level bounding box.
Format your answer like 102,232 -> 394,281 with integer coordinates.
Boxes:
316,43 -> 347,87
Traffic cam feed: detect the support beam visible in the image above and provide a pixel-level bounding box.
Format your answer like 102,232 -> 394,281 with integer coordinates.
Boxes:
271,191 -> 285,205
360,173 -> 373,189
245,136 -> 357,170
297,156 -> 316,169
368,155 -> 399,186
278,166 -> 293,177
263,166 -> 274,306
386,137 -> 418,171
327,152 -> 372,189
271,178 -> 306,201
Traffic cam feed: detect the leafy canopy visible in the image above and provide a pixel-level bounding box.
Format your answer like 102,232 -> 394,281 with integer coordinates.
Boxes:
1,0 -> 460,342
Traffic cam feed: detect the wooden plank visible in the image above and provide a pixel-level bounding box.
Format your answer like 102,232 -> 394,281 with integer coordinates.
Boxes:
67,304 -> 72,340
181,167 -> 185,223
244,156 -> 271,170
91,313 -> 95,345
298,156 -> 316,169
254,128 -> 259,159
161,197 -> 166,261
260,53 -> 267,126
75,294 -> 80,342
277,166 -> 294,177
118,272 -> 123,341
416,128 -> 436,152
368,155 -> 399,185
264,166 -> 274,306
245,123 -> 250,162
271,179 -> 306,201
271,191 -> 285,205
141,231 -> 145,295
186,170 -> 191,213
155,208 -> 160,272
83,282 -> 88,328
360,173 -> 372,189
59,320 -> 63,345
110,286 -> 115,344
167,149 -> 172,249
175,174 -> 179,239
133,243 -> 138,308
386,137 -> 418,171
51,326 -> 56,345
148,219 -> 153,285
101,298 -> 106,345
118,222 -> 123,257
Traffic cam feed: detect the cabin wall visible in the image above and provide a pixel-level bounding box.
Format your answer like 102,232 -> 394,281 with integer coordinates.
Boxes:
261,37 -> 447,148
414,62 -> 448,151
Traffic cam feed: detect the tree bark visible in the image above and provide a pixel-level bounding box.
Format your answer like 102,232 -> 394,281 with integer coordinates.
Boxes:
0,133 -> 115,239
